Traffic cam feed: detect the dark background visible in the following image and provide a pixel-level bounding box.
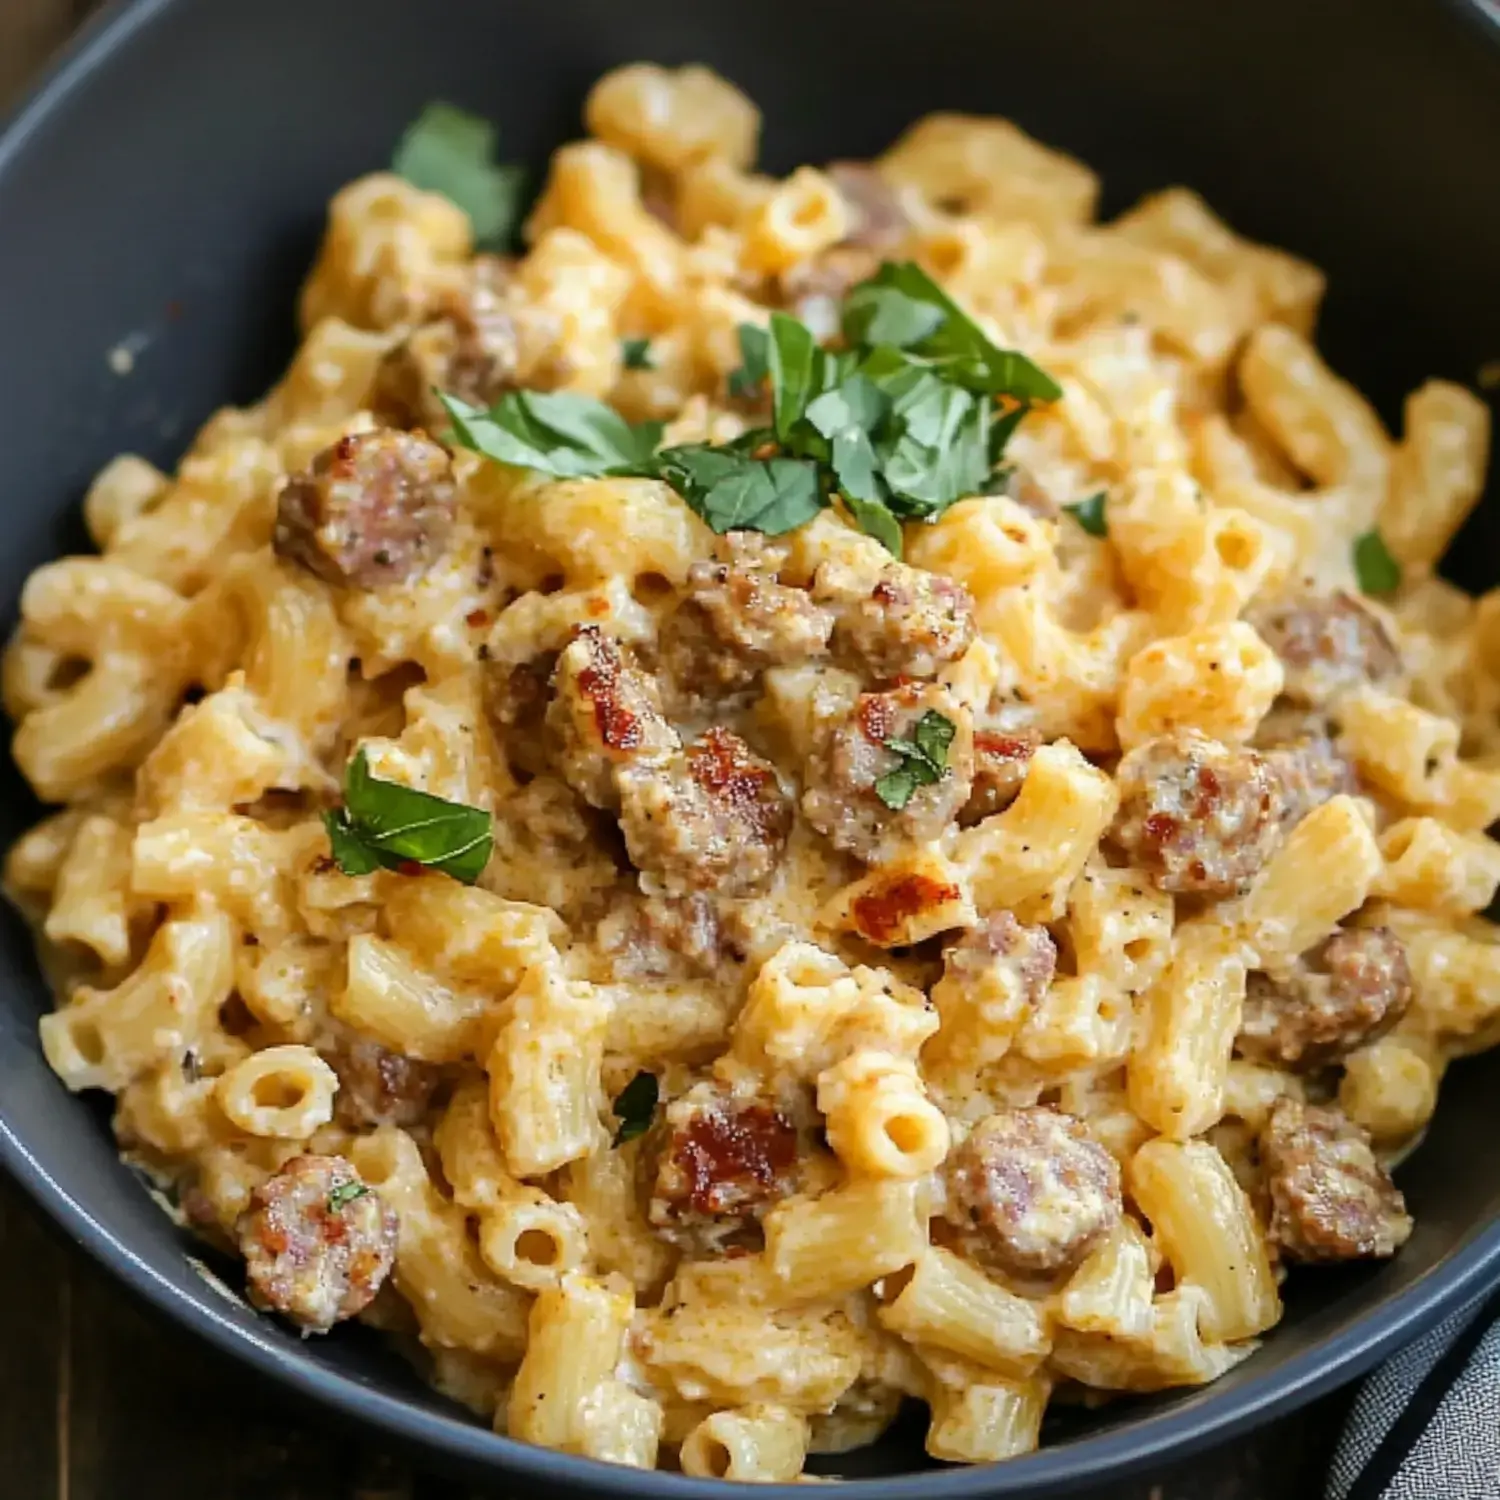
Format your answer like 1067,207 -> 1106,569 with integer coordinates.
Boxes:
0,2 -> 1361,1496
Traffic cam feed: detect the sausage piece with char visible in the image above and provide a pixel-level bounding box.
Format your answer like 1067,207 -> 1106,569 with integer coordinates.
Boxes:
274,430 -> 457,589
236,1154 -> 399,1333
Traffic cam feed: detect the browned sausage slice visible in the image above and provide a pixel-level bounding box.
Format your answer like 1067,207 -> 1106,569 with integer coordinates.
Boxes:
1111,729 -> 1284,897
274,429 -> 456,589
1260,1097 -> 1412,1261
815,561 -> 977,681
236,1154 -> 398,1333
1238,927 -> 1414,1070
1249,591 -> 1401,707
647,1083 -> 800,1254
943,1107 -> 1122,1278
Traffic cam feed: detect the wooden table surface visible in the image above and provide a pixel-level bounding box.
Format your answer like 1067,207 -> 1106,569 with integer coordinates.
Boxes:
0,5 -> 1357,1497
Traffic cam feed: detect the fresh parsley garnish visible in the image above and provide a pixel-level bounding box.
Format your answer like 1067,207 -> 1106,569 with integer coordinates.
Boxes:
441,391 -> 663,479
323,748 -> 493,885
874,711 -> 956,810
444,259 -> 1060,554
727,324 -> 770,401
392,103 -> 525,250
326,1180 -> 371,1213
621,337 -> 655,371
1064,491 -> 1108,538
1353,529 -> 1402,596
612,1072 -> 659,1145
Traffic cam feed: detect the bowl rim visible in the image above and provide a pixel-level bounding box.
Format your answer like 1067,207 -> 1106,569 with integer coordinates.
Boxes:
5,0 -> 1500,1494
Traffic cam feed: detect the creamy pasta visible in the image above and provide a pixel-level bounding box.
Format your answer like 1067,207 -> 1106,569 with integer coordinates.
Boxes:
6,61 -> 1499,1478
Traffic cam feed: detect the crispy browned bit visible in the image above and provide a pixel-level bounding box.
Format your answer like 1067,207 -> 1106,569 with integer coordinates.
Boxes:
1111,729 -> 1285,897
943,1108 -> 1122,1278
617,728 -> 791,896
547,625 -> 676,810
372,255 -> 519,431
1249,591 -> 1402,708
815,561 -> 977,681
961,729 -> 1039,824
235,1154 -> 398,1333
647,1083 -> 800,1254
802,683 -> 975,864
850,872 -> 965,945
1238,927 -> 1413,1070
1261,1097 -> 1413,1262
274,429 -> 456,588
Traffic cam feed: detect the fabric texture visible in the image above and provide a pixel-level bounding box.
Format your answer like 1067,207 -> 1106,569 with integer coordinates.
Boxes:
1328,1286 -> 1500,1500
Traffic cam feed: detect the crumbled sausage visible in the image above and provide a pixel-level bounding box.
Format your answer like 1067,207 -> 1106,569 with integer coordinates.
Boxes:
778,246 -> 881,338
827,162 -> 912,252
943,1108 -> 1122,1278
236,1154 -> 398,1333
1263,732 -> 1359,830
372,256 -> 519,431
659,533 -> 833,709
943,911 -> 1058,1010
324,1031 -> 444,1130
596,891 -> 725,979
802,683 -> 975,863
1238,927 -> 1413,1070
485,655 -> 557,779
647,1083 -> 800,1253
1249,592 -> 1401,708
960,730 -> 1039,824
618,728 -> 791,896
274,430 -> 457,589
815,561 -> 977,680
1111,729 -> 1284,897
547,626 -> 676,810
1260,1098 -> 1413,1262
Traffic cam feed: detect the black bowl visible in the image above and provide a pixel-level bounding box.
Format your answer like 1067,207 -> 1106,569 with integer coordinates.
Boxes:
2,0 -> 1499,1494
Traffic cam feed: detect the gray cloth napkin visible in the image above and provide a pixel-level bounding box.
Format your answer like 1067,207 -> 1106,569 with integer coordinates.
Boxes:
1327,1286 -> 1500,1500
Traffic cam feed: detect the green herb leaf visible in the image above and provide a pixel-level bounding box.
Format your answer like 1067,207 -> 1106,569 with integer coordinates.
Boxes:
767,312 -> 821,441
327,1180 -> 371,1213
728,324 -> 770,401
1064,491 -> 1108,538
843,492 -> 904,556
441,391 -> 662,479
1353,530 -> 1402,596
392,103 -> 525,250
875,367 -> 989,515
874,710 -> 956,809
612,1072 -> 659,1145
621,337 -> 655,371
987,401 -> 1032,468
657,446 -> 823,535
842,282 -> 947,350
325,749 -> 493,884
846,263 -> 1063,401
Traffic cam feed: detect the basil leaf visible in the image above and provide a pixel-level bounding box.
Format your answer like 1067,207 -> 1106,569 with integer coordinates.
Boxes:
805,374 -> 889,443
327,748 -> 494,884
874,764 -> 923,811
612,1071 -> 659,1145
877,371 -> 989,514
392,103 -> 525,250
844,492 -> 903,557
441,391 -> 661,479
621,337 -> 654,371
1064,491 -> 1108,538
874,710 -> 956,809
657,447 -> 824,536
768,312 -> 821,441
327,1181 -> 371,1213
988,400 -> 1032,467
847,262 -> 1063,402
1353,529 -> 1402,595
728,323 -> 770,400
914,710 -> 956,766
842,282 -> 946,351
